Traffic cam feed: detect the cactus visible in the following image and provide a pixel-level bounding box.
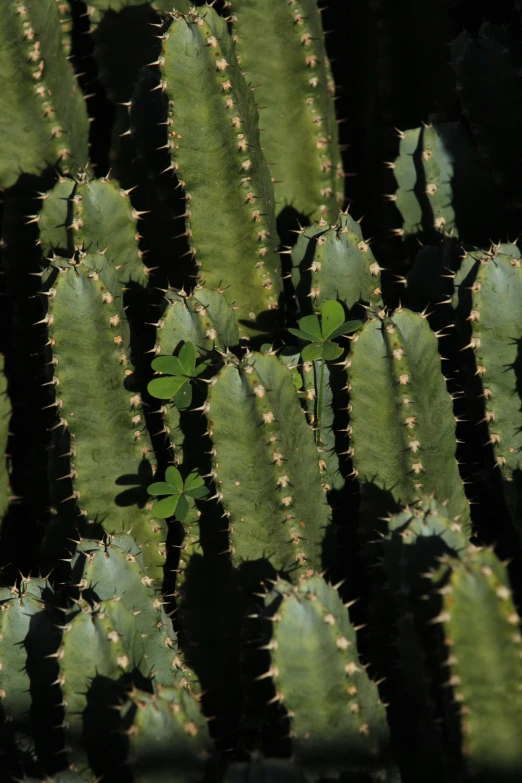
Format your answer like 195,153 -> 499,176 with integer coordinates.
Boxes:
453,243 -> 522,542
157,6 -> 283,339
38,171 -> 150,288
0,0 -> 89,188
349,307 -> 470,532
42,255 -> 167,583
290,211 -> 382,315
227,0 -> 343,228
383,122 -> 507,247
206,350 -> 330,579
3,1 -> 522,782
247,575 -> 397,781
434,546 -> 522,777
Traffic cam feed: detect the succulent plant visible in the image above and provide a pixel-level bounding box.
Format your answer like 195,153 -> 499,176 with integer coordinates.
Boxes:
2,1 -> 522,782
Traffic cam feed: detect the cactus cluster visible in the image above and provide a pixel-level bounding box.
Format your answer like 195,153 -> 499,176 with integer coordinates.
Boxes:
2,1 -> 522,782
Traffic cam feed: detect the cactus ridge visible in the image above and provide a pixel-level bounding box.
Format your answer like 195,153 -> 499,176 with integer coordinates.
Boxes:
291,211 -> 382,315
159,6 -> 282,337
349,308 -> 470,530
39,172 -> 150,287
255,575 -> 396,780
0,0 -> 89,188
228,0 -> 343,225
206,351 -> 330,577
3,0 -> 522,781
42,257 -> 166,582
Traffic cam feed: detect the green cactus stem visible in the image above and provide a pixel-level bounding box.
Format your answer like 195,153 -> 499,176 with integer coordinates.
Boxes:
435,546 -> 522,777
349,307 -> 470,532
42,256 -> 166,583
291,211 -> 382,316
158,6 -> 282,339
39,171 -> 150,288
0,0 -> 88,187
228,0 -> 343,227
252,575 -> 396,781
206,350 -> 330,579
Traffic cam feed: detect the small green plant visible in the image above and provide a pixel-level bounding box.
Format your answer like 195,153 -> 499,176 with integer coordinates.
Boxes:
147,341 -> 210,410
147,465 -> 209,520
288,300 -> 362,444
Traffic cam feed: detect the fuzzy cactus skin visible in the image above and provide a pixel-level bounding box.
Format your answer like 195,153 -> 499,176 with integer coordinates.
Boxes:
434,546 -> 522,777
119,685 -> 210,783
252,576 -> 397,781
453,244 -> 522,541
228,0 -> 343,226
39,172 -> 150,287
349,308 -> 470,532
159,7 -> 282,338
0,578 -> 63,773
0,0 -> 88,187
42,256 -> 166,583
291,212 -> 382,316
206,351 -> 330,579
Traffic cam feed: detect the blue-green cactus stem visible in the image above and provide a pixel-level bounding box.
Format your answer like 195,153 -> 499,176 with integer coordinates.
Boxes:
70,537 -> 183,687
0,0 -> 88,187
349,308 -> 470,532
380,498 -> 471,780
39,171 -> 149,287
435,547 -> 522,776
254,576 -> 396,781
158,6 -> 282,338
455,243 -> 522,541
206,351 -> 330,578
42,256 -> 166,583
291,212 -> 382,316
150,286 -> 238,461
0,578 -> 63,773
228,0 -> 343,226
119,684 -> 210,783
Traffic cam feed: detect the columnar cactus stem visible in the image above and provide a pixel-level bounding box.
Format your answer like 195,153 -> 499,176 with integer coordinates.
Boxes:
0,0 -> 88,187
349,308 -> 470,530
206,351 -> 329,578
42,256 -> 166,583
228,0 -> 344,225
158,7 -> 282,338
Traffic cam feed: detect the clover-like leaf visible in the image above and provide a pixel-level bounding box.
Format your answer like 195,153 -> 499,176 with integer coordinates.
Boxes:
174,383 -> 193,411
289,301 -> 363,363
301,342 -> 324,362
178,341 -> 197,375
147,341 -> 209,405
165,466 -> 183,492
328,319 -> 364,340
322,340 -> 343,361
151,356 -> 185,376
148,374 -> 187,400
320,300 -> 345,340
148,466 -> 208,520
